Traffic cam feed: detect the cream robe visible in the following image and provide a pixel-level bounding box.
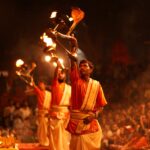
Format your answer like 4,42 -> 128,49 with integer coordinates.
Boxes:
70,79 -> 103,150
49,84 -> 71,150
37,90 -> 51,146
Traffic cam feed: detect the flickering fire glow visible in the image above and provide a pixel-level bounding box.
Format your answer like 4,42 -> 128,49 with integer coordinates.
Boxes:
45,55 -> 51,62
50,11 -> 57,19
16,59 -> 24,67
40,32 -> 56,49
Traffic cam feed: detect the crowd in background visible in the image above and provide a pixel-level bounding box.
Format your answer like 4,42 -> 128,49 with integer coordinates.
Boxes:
1,62 -> 150,149
101,101 -> 150,149
0,77 -> 38,143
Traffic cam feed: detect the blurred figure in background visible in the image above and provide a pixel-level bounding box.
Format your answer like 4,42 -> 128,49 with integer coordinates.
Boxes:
31,79 -> 51,146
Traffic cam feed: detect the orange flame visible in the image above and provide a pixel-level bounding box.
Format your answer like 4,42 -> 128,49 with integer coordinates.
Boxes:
50,11 -> 57,19
40,33 -> 56,48
16,59 -> 24,67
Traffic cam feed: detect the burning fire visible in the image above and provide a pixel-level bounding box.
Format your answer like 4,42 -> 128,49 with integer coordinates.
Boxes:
53,62 -> 57,67
40,32 -> 56,48
45,55 -> 51,62
44,55 -> 64,69
50,11 -> 57,19
16,59 -> 24,67
66,15 -> 73,22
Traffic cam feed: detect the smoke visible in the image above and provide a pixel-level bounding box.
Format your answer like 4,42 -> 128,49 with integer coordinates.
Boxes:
77,48 -> 86,62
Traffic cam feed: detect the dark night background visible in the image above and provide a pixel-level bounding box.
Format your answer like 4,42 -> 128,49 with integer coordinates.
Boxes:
0,0 -> 150,102
1,1 -> 150,145
1,0 -> 150,64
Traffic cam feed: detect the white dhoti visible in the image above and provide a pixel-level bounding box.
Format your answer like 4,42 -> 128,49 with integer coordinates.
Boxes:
49,106 -> 71,150
37,109 -> 49,146
70,122 -> 102,150
68,110 -> 103,150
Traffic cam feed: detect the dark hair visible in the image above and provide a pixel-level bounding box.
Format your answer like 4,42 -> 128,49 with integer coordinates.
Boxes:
79,59 -> 94,70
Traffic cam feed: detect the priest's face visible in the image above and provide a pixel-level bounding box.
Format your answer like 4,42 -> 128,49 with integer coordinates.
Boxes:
79,62 -> 93,77
58,69 -> 66,82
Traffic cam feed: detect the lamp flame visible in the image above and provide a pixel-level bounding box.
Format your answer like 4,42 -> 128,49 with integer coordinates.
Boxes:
40,33 -> 56,48
45,55 -> 51,62
69,17 -> 73,22
50,11 -> 57,19
16,59 -> 24,67
53,62 -> 57,67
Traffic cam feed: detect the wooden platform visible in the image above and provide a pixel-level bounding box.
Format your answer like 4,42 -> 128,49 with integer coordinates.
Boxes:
0,148 -> 17,150
0,143 -> 49,150
18,143 -> 49,150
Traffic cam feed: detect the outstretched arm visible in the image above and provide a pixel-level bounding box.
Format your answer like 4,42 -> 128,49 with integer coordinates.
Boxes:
49,30 -> 79,77
65,34 -> 78,70
55,31 -> 78,70
29,76 -> 41,95
48,29 -> 78,52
